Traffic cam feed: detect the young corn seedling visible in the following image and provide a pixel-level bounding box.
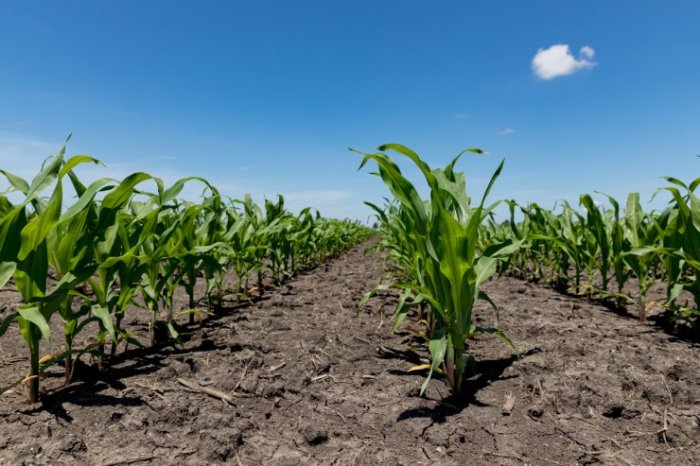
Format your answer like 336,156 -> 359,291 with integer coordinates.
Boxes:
580,194 -> 613,294
172,199 -> 227,325
355,144 -> 518,396
0,149 -> 112,401
662,177 -> 700,330
596,193 -> 631,306
621,193 -> 663,321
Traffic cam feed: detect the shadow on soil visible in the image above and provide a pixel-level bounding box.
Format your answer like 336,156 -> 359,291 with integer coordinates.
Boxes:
395,345 -> 544,424
595,296 -> 700,345
396,353 -> 525,424
650,312 -> 700,346
507,273 -> 700,346
32,292 -> 277,413
21,376 -> 147,424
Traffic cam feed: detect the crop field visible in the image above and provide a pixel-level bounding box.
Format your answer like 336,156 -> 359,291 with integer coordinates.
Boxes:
0,144 -> 698,465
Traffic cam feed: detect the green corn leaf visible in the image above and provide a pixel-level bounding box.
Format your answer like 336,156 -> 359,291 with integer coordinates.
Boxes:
0,312 -> 18,338
102,173 -> 155,209
421,331 -> 447,396
59,155 -> 102,178
91,305 -> 116,342
0,261 -> 16,288
167,322 -> 181,343
391,290 -> 418,333
0,169 -> 31,194
17,306 -> 51,342
475,326 -> 519,356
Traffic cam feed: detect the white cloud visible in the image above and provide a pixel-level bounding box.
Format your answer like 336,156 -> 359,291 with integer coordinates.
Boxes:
580,46 -> 595,59
497,127 -> 515,135
532,44 -> 596,80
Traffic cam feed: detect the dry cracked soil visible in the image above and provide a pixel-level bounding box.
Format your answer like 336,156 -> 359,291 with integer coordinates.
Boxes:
1,240 -> 699,465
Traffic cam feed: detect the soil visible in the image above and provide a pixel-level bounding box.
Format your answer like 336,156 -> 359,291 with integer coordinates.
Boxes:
1,240 -> 699,465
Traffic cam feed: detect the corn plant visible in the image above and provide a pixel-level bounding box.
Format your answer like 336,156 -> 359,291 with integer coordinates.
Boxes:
580,194 -> 613,293
621,193 -> 663,321
0,148 -> 113,401
662,177 -> 700,329
171,197 -> 228,324
596,193 -> 630,304
356,144 -> 518,395
48,173 -> 115,382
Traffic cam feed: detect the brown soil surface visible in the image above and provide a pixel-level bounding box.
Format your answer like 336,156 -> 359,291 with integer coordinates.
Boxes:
1,241 -> 699,465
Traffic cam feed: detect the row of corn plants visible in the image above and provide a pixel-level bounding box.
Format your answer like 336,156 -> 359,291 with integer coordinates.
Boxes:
355,144 -> 520,396
357,143 -> 700,398
483,181 -> 700,332
0,143 -> 373,402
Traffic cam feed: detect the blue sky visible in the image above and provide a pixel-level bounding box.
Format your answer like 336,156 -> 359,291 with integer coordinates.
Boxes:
1,1 -> 699,219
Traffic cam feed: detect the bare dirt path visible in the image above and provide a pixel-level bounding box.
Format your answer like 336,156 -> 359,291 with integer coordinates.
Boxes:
1,241 -> 699,465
